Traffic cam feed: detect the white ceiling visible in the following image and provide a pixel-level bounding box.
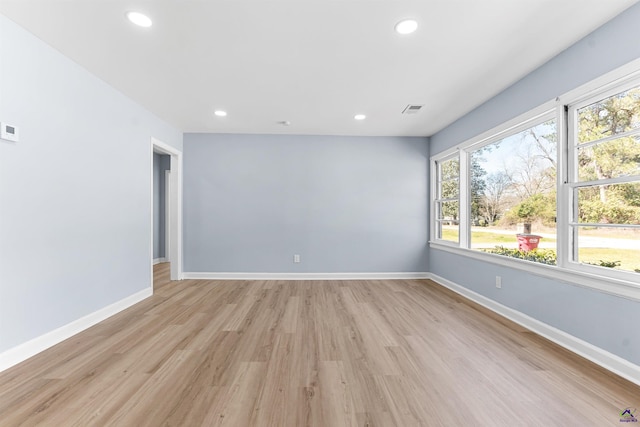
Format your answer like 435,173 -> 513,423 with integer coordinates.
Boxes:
1,0 -> 637,137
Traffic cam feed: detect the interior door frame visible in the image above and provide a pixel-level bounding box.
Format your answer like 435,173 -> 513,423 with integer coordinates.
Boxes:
164,169 -> 171,262
151,137 -> 183,282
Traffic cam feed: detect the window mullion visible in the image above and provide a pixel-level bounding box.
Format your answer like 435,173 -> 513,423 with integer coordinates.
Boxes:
434,197 -> 459,203
430,158 -> 437,240
567,106 -> 580,266
568,175 -> 640,188
577,127 -> 640,149
571,222 -> 640,228
557,104 -> 570,268
459,150 -> 470,249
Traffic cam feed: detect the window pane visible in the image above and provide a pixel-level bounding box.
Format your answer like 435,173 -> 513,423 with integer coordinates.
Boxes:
437,221 -> 459,243
470,120 -> 557,264
577,183 -> 640,224
577,135 -> 640,181
440,178 -> 459,199
435,156 -> 459,244
578,86 -> 640,144
437,201 -> 459,221
440,158 -> 459,181
575,226 -> 640,273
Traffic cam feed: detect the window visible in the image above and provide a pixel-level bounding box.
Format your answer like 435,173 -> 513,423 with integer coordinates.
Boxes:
430,66 -> 640,295
431,112 -> 558,264
568,83 -> 640,274
469,118 -> 557,262
434,156 -> 459,243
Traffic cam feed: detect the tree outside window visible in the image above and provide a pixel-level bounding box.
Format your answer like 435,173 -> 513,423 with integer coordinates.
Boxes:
571,85 -> 640,273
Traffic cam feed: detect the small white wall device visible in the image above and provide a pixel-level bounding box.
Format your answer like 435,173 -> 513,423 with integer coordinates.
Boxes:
1,122 -> 19,142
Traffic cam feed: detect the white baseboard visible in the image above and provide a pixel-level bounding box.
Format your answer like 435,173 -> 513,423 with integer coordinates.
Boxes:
182,272 -> 430,281
153,258 -> 167,265
427,273 -> 640,387
0,287 -> 153,373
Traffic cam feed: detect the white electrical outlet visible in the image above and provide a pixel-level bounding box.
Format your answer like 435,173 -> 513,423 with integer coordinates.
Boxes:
496,276 -> 502,288
293,254 -> 300,263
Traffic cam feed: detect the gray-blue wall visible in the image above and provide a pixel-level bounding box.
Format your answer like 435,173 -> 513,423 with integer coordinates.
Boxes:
0,15 -> 182,353
153,153 -> 170,259
429,3 -> 640,365
183,133 -> 429,273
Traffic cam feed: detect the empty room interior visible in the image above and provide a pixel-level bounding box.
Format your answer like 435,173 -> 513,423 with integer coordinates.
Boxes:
2,0 -> 640,425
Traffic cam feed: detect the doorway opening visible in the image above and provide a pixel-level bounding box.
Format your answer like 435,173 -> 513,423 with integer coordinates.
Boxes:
151,138 -> 183,285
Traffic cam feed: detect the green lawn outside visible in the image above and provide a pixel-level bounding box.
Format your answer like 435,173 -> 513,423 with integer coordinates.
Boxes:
472,231 -> 557,244
579,248 -> 640,273
440,228 -> 459,242
441,229 -> 557,244
440,228 -> 638,272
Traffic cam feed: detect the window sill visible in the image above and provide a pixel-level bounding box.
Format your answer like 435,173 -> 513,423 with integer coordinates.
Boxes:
429,241 -> 640,302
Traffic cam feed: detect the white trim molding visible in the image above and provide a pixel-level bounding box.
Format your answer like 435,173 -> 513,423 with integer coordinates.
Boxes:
428,272 -> 640,387
0,287 -> 152,373
153,257 -> 167,265
183,272 -> 430,281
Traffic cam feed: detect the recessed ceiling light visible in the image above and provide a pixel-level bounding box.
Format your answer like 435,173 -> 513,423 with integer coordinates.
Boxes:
395,19 -> 418,35
214,110 -> 227,117
354,114 -> 366,120
126,11 -> 153,28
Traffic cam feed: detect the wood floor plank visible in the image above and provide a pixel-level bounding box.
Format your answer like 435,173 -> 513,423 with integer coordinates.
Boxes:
201,361 -> 266,426
0,262 -> 638,426
318,360 -> 358,427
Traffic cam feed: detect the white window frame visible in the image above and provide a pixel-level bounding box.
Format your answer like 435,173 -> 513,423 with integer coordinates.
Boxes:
564,76 -> 640,283
430,58 -> 640,301
431,152 -> 461,246
463,110 -> 558,248
430,101 -> 557,250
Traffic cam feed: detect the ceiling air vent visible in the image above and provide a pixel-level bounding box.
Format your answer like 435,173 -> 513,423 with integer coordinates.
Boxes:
402,104 -> 424,114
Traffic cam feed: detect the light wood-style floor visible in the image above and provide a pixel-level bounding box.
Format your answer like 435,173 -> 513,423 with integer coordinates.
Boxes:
0,263 -> 638,426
